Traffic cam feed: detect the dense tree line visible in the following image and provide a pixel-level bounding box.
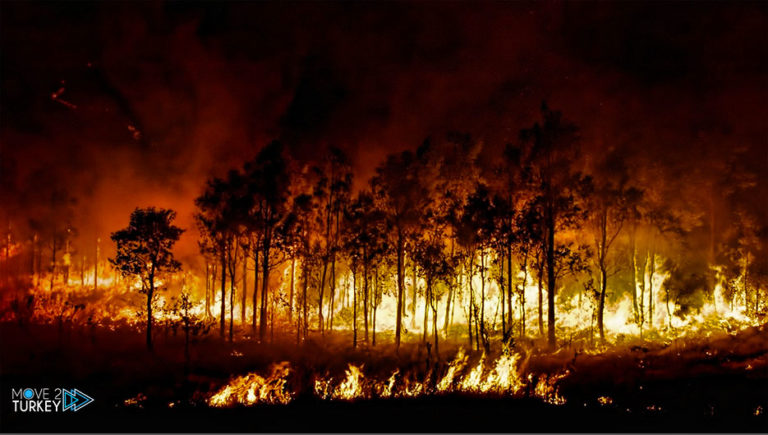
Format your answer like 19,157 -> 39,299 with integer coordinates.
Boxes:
186,103 -> 767,350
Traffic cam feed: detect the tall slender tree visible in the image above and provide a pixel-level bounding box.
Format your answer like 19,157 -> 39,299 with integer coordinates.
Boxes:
242,140 -> 292,343
372,150 -> 431,350
520,102 -> 587,348
110,207 -> 183,350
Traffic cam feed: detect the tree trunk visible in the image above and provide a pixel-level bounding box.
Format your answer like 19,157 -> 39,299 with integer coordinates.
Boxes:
431,293 -> 439,359
289,257 -> 295,322
302,260 -> 309,342
597,208 -> 608,342
373,269 -> 378,347
537,255 -> 544,336
479,249 -> 487,349
546,208 -> 557,348
500,250 -> 506,338
444,238 -> 455,334
450,274 -> 457,334
318,261 -> 327,335
597,264 -> 607,342
229,241 -> 238,342
241,253 -> 248,324
467,257 -> 474,349
259,235 -> 270,343
395,232 -> 404,350
147,270 -> 155,351
270,281 -> 276,343
474,302 -> 481,351
146,288 -> 153,351
507,244 -> 514,336
220,250 -> 226,338
708,194 -> 717,303
329,256 -> 336,331
629,223 -> 638,323
648,248 -> 655,329
352,268 -> 357,348
444,282 -> 453,334
637,247 -> 647,335
411,259 -> 417,329
296,263 -> 302,345
363,258 -> 369,345
204,260 -> 211,318
423,276 -> 429,344
252,251 -> 259,332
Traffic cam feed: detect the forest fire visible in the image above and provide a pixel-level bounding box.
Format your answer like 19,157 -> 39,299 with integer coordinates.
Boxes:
1,0 -> 767,433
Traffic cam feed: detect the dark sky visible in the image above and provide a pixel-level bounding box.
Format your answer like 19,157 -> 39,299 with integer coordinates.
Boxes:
1,1 -> 766,258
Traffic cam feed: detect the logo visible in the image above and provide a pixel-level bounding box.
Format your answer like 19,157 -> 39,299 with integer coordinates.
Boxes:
11,388 -> 94,413
62,389 -> 94,411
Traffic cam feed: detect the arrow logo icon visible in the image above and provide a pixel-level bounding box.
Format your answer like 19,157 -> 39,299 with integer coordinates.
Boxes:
62,389 -> 94,412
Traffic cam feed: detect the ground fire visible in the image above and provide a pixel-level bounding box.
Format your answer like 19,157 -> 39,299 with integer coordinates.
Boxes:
1,1 -> 766,433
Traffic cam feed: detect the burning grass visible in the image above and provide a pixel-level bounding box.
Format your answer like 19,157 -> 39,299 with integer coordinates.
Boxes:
1,321 -> 766,432
208,348 -> 551,406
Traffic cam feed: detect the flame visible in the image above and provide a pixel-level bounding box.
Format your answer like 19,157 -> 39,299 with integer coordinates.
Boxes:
436,348 -> 468,391
597,395 -> 613,406
332,364 -> 366,400
459,355 -> 486,391
123,393 -> 147,408
532,372 -> 568,405
208,361 -> 293,406
214,349 -> 565,407
479,352 -> 525,394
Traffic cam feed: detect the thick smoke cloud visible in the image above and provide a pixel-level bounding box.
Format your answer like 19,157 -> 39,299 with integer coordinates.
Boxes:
1,1 -> 766,264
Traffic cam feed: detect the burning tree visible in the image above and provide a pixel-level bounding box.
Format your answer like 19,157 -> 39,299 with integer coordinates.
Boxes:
110,207 -> 184,350
520,102 -> 588,348
342,190 -> 389,347
371,149 -> 433,350
322,149 -> 353,334
195,176 -> 238,339
242,140 -> 292,343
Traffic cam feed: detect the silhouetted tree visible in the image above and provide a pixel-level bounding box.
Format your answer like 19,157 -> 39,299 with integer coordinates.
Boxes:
110,207 -> 183,350
343,190 -> 388,346
458,183 -> 497,351
371,143 -> 437,349
196,176 -> 238,338
311,147 -> 352,335
520,102 -> 587,348
586,150 -> 640,341
242,140 -> 292,343
372,150 -> 432,350
412,206 -> 453,356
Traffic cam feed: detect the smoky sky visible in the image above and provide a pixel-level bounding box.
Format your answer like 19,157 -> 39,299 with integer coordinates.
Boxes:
1,1 -> 766,261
